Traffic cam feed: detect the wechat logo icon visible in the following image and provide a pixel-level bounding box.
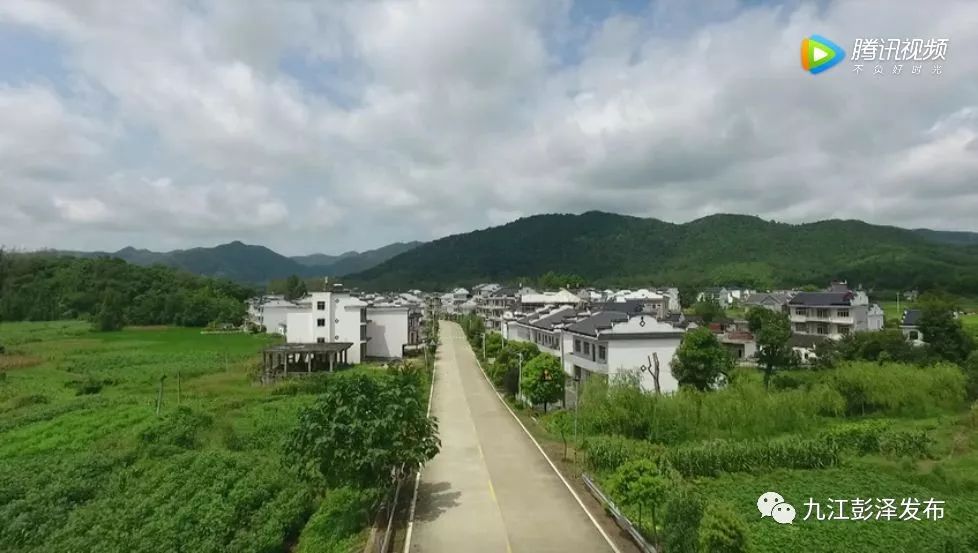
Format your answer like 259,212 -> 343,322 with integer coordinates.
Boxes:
758,491 -> 796,525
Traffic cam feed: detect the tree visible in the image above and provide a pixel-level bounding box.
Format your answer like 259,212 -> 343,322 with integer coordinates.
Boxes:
285,371 -> 440,488
608,459 -> 669,546
918,293 -> 974,363
663,486 -> 704,553
520,353 -> 565,412
747,308 -> 795,388
485,332 -> 503,360
546,410 -> 573,459
92,289 -> 125,331
693,298 -> 724,324
679,286 -> 699,310
283,274 -> 308,301
492,341 -> 539,396
671,328 -> 732,391
699,502 -> 750,553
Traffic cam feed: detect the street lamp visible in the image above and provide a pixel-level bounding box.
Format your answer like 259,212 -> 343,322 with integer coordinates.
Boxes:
573,375 -> 581,460
482,332 -> 486,360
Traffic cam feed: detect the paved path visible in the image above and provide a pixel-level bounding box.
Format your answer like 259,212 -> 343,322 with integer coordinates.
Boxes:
409,322 -> 615,553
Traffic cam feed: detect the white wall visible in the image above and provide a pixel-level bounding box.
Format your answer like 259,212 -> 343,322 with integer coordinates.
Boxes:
366,307 -> 409,358
286,313 -> 313,343
605,337 -> 682,394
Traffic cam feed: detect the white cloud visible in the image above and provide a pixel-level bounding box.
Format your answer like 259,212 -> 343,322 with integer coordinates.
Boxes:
0,0 -> 977,255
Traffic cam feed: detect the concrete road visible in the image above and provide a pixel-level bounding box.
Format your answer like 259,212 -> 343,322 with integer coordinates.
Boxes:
409,322 -> 615,553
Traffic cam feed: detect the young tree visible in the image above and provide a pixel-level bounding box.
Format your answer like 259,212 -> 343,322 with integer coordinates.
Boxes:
546,410 -> 573,459
747,308 -> 795,388
92,289 -> 125,331
285,372 -> 440,488
678,286 -> 699,310
492,341 -> 539,396
521,353 -> 565,412
699,502 -> 751,553
918,294 -> 974,363
283,274 -> 308,301
693,298 -> 725,324
663,486 -> 704,553
671,328 -> 732,391
609,459 -> 669,546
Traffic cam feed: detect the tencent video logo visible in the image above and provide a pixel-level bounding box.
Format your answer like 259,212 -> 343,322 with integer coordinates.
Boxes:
801,35 -> 844,74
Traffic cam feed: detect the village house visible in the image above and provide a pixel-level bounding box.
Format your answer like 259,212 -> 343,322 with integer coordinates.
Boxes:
786,282 -> 884,340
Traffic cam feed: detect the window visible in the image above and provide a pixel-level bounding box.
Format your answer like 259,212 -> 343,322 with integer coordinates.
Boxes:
795,308 -> 807,316
583,342 -> 590,355
574,339 -> 581,352
817,323 -> 828,335
795,323 -> 807,332
316,337 -> 325,343
598,345 -> 606,361
837,309 -> 849,318
317,301 -> 326,310
909,330 -> 919,340
317,318 -> 325,327
838,326 -> 850,336
816,308 -> 829,318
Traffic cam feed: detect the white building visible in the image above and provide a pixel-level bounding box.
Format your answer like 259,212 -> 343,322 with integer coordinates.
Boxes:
248,296 -> 309,334
366,304 -> 411,359
287,290 -> 368,363
519,289 -> 582,312
562,312 -> 684,395
505,306 -> 578,357
786,285 -> 884,340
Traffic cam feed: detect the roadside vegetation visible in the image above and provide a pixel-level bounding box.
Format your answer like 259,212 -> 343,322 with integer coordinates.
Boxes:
0,320 -> 438,553
458,296 -> 978,552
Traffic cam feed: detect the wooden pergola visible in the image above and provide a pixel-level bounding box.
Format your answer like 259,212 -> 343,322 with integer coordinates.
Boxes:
261,342 -> 354,381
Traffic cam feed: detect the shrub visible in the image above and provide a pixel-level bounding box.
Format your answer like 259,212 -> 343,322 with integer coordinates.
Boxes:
295,487 -> 379,553
878,429 -> 932,458
139,406 -> 214,449
69,377 -> 104,396
828,362 -> 965,416
663,485 -> 704,553
699,502 -> 750,553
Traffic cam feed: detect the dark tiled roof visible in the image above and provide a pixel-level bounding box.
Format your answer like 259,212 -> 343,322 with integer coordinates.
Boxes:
901,309 -> 921,327
595,299 -> 648,314
787,334 -> 830,348
788,292 -> 853,307
664,313 -> 683,324
566,311 -> 629,336
525,307 -> 580,330
490,287 -> 518,297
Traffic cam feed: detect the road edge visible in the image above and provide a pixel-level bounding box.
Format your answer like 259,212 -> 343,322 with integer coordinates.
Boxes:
402,346 -> 438,553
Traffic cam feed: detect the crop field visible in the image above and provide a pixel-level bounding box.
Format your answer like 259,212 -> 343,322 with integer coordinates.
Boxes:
0,322 -> 370,553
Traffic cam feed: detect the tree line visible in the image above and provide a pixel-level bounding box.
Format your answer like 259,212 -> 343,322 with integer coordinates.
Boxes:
0,251 -> 253,330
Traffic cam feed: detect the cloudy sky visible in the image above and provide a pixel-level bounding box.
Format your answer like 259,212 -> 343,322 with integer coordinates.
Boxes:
1,1 -> 976,255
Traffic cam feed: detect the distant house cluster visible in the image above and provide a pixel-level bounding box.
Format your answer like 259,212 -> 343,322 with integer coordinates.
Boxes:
248,283 -> 425,375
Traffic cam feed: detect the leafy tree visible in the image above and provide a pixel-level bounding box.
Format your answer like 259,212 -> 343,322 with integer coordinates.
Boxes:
829,329 -> 924,365
692,298 -> 724,324
538,271 -> 586,290
92,289 -> 125,331
285,371 -> 440,488
608,459 -> 669,546
672,328 -> 733,391
679,286 -> 699,310
485,332 -> 503,360
747,308 -> 796,388
663,485 -> 705,553
492,341 -> 540,396
545,410 -> 573,459
283,274 -> 308,301
699,502 -> 751,553
521,353 -> 564,412
918,293 -> 974,363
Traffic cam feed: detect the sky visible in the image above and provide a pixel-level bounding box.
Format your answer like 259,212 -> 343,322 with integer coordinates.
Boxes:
1,1 -> 976,256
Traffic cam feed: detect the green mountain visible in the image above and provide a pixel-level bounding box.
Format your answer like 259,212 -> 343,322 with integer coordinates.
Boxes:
347,212 -> 978,293
55,240 -> 422,284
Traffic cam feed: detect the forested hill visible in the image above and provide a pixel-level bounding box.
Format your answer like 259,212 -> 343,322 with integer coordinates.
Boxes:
55,240 -> 422,283
347,212 -> 978,293
0,253 -> 253,326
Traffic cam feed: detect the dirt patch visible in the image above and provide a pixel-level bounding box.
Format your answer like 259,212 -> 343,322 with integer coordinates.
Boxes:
0,355 -> 44,371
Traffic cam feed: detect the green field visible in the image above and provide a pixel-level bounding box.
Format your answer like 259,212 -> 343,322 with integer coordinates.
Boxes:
0,322 -> 373,553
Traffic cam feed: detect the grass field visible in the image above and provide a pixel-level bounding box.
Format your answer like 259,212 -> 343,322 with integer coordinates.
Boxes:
0,321 -> 374,553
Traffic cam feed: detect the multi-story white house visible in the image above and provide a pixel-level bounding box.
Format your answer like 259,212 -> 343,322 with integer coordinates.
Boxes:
562,311 -> 685,396
285,288 -> 415,364
519,289 -> 582,312
478,286 -> 519,332
505,306 -> 578,357
786,287 -> 884,340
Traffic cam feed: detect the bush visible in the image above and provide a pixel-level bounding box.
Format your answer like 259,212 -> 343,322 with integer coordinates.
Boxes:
663,486 -> 704,553
699,502 -> 750,553
295,487 -> 379,553
828,362 -> 965,416
139,406 -> 214,449
69,377 -> 104,396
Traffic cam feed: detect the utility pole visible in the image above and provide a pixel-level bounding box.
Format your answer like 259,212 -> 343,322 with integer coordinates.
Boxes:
482,332 -> 486,360
573,376 -> 580,461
